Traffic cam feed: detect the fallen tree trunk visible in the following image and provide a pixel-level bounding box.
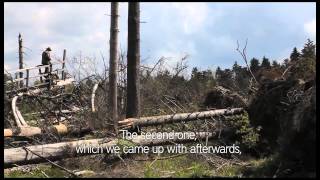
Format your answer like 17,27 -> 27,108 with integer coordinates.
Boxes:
4,138 -> 103,167
5,108 -> 243,138
4,131 -> 225,167
4,127 -> 42,137
119,108 -> 244,129
5,124 -> 70,137
4,124 -> 93,138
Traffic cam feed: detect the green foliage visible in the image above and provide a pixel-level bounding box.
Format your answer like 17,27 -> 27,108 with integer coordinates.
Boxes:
117,139 -> 137,148
272,60 -> 280,68
143,155 -> 211,178
289,39 -> 316,80
4,73 -> 16,93
241,154 -> 280,177
281,58 -> 290,69
216,68 -> 234,89
232,62 -> 251,96
301,39 -> 316,59
250,58 -> 260,73
144,166 -> 160,178
214,164 -> 243,177
292,57 -> 316,80
141,65 -> 216,116
227,111 -> 260,149
290,47 -> 300,62
213,154 -> 283,177
261,56 -> 271,69
292,39 -> 316,80
187,163 -> 212,178
4,165 -> 67,178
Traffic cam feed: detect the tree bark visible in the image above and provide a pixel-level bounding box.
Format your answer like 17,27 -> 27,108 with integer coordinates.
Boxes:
61,49 -> 66,80
126,2 -> 141,119
4,131 -> 218,167
4,124 -> 92,137
18,33 -> 24,88
119,108 -> 244,129
91,83 -> 99,112
109,2 -> 119,133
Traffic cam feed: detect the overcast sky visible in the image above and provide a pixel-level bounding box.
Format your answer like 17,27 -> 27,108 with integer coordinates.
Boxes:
4,2 -> 316,74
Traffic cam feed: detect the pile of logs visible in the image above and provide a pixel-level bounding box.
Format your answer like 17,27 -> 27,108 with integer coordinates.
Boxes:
4,108 -> 243,137
4,108 -> 244,167
4,131 -> 219,167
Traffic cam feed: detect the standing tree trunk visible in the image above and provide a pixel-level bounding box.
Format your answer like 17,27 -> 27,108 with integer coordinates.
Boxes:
126,2 -> 141,120
18,33 -> 24,88
109,2 -> 119,133
61,49 -> 66,80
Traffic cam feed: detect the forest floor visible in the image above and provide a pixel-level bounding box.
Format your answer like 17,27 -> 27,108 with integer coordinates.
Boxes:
4,147 -> 280,178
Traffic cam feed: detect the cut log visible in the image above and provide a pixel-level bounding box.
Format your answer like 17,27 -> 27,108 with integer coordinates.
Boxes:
4,138 -> 103,167
4,131 -> 221,167
4,127 -> 42,137
48,123 -> 68,135
4,129 -> 13,137
18,127 -> 42,137
55,78 -> 75,86
4,124 -> 69,137
119,108 -> 244,128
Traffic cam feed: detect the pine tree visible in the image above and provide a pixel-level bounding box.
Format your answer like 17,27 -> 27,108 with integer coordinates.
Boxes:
301,39 -> 316,59
250,58 -> 260,73
232,61 -> 241,72
261,56 -> 271,69
272,60 -> 280,68
282,58 -> 289,68
290,47 -> 300,62
217,68 -> 235,90
290,39 -> 316,80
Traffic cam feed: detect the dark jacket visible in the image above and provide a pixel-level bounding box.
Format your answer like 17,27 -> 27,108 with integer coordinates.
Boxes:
42,50 -> 51,65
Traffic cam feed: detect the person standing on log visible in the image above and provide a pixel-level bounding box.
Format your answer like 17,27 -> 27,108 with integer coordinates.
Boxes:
42,47 -> 52,74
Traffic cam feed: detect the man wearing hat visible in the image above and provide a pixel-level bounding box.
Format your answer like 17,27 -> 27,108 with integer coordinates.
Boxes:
42,47 -> 52,73
40,47 -> 52,89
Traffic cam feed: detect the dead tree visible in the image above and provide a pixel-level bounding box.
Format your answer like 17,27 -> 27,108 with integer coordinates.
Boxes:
61,49 -> 66,80
126,2 -> 141,119
118,50 -> 127,114
4,131 -> 216,167
18,33 -> 24,88
119,108 -> 244,129
236,39 -> 258,85
109,2 -> 119,132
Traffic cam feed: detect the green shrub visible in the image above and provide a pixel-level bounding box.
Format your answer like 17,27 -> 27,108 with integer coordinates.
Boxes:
226,111 -> 260,150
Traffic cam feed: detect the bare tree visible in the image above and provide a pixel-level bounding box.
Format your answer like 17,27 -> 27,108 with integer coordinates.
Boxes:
109,2 -> 119,133
236,39 -> 258,85
126,2 -> 141,118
